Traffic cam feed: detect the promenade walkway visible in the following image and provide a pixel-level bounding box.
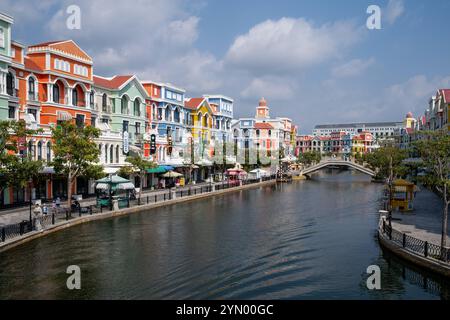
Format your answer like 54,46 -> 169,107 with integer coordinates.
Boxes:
0,181 -> 213,227
391,187 -> 450,246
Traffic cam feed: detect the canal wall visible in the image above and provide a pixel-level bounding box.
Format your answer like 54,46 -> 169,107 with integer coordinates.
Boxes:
378,219 -> 450,278
0,179 -> 276,253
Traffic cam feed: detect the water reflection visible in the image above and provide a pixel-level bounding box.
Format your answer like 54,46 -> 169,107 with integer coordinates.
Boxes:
0,169 -> 448,299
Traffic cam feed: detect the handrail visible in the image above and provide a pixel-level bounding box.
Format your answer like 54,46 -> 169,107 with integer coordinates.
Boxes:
380,218 -> 450,263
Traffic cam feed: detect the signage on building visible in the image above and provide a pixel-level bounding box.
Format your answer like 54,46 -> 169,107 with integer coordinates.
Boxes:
123,131 -> 129,154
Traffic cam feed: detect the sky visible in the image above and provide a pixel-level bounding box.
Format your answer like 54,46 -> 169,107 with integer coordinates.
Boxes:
3,0 -> 450,133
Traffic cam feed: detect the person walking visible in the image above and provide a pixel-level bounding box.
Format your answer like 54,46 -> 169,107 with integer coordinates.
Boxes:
56,197 -> 61,208
33,204 -> 43,231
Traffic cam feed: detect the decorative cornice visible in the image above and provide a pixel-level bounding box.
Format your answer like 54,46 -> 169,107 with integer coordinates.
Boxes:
27,47 -> 92,65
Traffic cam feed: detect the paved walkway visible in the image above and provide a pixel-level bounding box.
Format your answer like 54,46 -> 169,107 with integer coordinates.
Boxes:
392,186 -> 450,246
0,181 -> 216,227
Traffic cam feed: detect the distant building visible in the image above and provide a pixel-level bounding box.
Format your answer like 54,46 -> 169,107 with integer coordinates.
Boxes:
313,122 -> 403,141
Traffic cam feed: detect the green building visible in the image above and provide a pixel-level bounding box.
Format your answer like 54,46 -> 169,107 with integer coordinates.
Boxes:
0,12 -> 13,120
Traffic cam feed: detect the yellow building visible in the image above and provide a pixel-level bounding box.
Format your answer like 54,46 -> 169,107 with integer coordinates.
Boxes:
185,97 -> 214,153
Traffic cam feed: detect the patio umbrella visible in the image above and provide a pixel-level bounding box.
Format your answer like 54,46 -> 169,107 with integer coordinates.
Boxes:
162,171 -> 183,178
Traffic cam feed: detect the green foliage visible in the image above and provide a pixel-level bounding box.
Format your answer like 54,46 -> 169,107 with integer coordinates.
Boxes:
414,131 -> 450,195
364,145 -> 408,180
124,154 -> 157,198
51,122 -> 101,178
0,120 -> 43,195
51,121 -> 102,204
297,151 -> 321,166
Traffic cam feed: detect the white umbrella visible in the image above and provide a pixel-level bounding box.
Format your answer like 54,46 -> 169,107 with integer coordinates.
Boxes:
162,171 -> 183,178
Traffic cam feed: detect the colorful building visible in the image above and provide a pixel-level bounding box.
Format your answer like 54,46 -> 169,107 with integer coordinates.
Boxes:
0,13 -> 13,120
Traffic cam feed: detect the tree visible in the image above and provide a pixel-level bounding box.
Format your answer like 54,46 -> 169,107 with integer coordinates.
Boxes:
0,120 -> 43,208
297,151 -> 321,167
123,154 -> 156,201
414,131 -> 450,253
365,145 -> 408,181
51,121 -> 103,207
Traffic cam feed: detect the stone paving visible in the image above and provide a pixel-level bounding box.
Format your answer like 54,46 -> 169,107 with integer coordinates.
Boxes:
0,181 -> 216,227
392,186 -> 450,246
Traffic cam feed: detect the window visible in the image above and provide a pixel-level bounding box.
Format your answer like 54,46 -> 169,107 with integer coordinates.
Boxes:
6,72 -> 14,96
116,146 -> 119,164
37,141 -> 42,161
8,106 -> 15,119
135,122 -> 141,135
28,77 -> 36,100
28,108 -> 37,121
53,84 -> 60,103
165,107 -> 170,121
28,141 -> 35,160
0,28 -> 4,48
174,108 -> 180,123
90,91 -> 94,108
134,99 -> 140,116
91,116 -> 96,128
47,142 -> 52,162
121,96 -> 128,114
72,89 -> 78,106
102,94 -> 107,111
75,114 -> 85,128
110,146 -> 113,164
122,120 -> 129,133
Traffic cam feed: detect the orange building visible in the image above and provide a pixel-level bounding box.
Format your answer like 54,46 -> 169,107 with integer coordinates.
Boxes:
6,40 -> 95,204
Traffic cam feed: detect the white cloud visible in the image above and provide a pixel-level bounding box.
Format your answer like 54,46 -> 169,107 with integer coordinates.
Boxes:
385,0 -> 405,25
241,77 -> 296,100
225,17 -> 363,76
331,58 -> 375,78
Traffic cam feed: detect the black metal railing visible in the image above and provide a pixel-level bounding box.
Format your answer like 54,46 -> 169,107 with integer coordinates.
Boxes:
1,176 -> 277,244
381,219 -> 450,263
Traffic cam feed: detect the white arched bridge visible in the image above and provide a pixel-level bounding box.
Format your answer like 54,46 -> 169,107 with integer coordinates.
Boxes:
300,159 -> 375,177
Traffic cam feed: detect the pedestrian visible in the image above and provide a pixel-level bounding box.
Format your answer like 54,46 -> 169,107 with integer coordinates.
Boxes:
42,204 -> 48,215
56,197 -> 61,208
33,204 -> 43,231
52,200 -> 57,214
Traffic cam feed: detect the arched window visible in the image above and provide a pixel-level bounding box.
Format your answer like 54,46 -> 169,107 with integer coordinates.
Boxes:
72,88 -> 78,106
102,93 -> 107,111
6,72 -> 14,96
202,114 -> 208,127
134,99 -> 140,116
37,141 -> 42,160
47,142 -> 52,162
121,96 -> 128,114
53,84 -> 60,103
104,145 -> 108,163
256,129 -> 260,136
28,141 -> 35,160
28,77 -> 36,100
90,91 -> 95,108
110,145 -> 114,164
165,107 -> 170,121
116,146 -> 119,164
174,108 -> 180,123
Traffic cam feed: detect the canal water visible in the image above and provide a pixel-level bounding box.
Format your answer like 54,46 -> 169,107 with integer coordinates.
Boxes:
1,170 -> 450,299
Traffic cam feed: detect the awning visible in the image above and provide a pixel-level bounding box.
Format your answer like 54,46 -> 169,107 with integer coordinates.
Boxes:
147,166 -> 167,174
57,111 -> 72,121
116,182 -> 135,190
96,183 -> 109,190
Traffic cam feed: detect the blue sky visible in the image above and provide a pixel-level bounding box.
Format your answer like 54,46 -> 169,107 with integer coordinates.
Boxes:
3,0 -> 450,133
